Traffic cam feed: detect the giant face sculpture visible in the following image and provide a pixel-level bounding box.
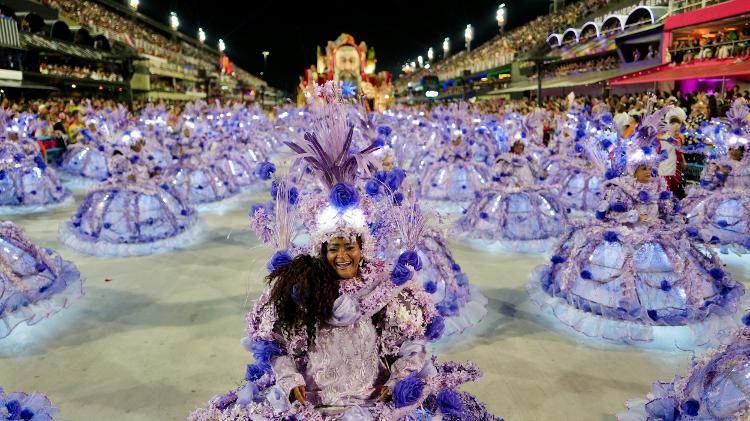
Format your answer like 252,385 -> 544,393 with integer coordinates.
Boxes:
334,45 -> 361,84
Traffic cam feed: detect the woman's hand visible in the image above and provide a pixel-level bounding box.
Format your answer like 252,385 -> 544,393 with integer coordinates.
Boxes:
290,385 -> 306,403
377,386 -> 391,402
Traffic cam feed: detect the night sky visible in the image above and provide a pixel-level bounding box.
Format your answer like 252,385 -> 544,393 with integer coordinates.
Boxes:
138,0 -> 550,94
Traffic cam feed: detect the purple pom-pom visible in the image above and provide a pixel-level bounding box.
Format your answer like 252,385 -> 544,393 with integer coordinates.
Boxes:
425,315 -> 445,340
603,231 -> 619,242
659,191 -> 671,200
393,192 -> 404,205
686,226 -> 699,237
741,312 -> 750,326
605,168 -> 618,180
610,202 -> 627,212
391,263 -> 412,285
329,182 -> 359,210
681,399 -> 700,417
451,262 -> 461,272
717,220 -> 729,228
365,180 -> 380,196
398,250 -> 422,271
595,210 -> 606,220
479,211 -> 489,219
287,187 -> 299,205
638,190 -> 650,202
551,255 -> 566,264
436,389 -> 464,416
709,268 -> 724,280
744,238 -> 750,250
422,279 -> 438,294
580,270 -> 592,280
393,373 -> 425,408
269,180 -> 278,199
660,280 -> 672,291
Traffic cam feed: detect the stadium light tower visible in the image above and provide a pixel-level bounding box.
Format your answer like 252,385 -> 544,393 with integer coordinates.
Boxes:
198,28 -> 206,43
417,55 -> 424,68
427,47 -> 434,62
169,12 -> 179,31
496,4 -> 506,34
443,37 -> 450,58
218,39 -> 226,53
128,0 -> 139,10
464,24 -> 473,52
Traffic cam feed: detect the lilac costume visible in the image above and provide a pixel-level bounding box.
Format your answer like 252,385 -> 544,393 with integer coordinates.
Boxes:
59,154 -> 202,256
618,326 -> 750,420
1,221 -> 83,338
454,152 -> 568,253
190,84 -> 500,420
528,177 -> 745,345
0,140 -> 71,214
0,387 -> 59,420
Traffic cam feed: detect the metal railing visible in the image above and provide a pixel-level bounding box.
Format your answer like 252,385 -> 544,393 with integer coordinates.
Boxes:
668,0 -> 733,15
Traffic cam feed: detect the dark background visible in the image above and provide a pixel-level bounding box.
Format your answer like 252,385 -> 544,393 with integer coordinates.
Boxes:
138,0 -> 550,93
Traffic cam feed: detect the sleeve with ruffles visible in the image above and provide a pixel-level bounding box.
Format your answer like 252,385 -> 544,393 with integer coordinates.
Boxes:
270,355 -> 305,398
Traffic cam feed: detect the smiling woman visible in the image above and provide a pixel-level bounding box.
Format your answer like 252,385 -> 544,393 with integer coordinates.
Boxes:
323,236 -> 363,279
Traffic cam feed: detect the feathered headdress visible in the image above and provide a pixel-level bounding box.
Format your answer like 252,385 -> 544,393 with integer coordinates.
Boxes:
284,82 -> 383,258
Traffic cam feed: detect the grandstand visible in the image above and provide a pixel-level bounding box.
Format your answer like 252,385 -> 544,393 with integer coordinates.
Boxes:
396,0 -> 749,103
0,0 -> 280,104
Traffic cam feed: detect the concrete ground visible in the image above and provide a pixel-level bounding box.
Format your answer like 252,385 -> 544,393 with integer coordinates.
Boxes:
1,189 -> 748,421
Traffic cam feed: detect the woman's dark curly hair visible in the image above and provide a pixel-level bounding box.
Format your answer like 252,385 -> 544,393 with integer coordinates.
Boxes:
264,254 -> 340,346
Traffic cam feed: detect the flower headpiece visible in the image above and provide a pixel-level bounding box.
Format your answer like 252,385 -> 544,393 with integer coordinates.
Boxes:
725,98 -> 749,147
285,82 -> 382,258
625,99 -> 671,173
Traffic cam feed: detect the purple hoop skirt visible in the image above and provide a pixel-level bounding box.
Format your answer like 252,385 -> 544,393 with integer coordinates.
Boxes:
527,223 -> 745,345
403,232 -> 488,339
558,171 -> 603,215
684,189 -> 750,254
0,387 -> 59,420
454,186 -> 568,253
164,164 -> 240,206
618,327 -> 750,420
1,221 -> 83,338
419,161 -> 488,204
0,164 -> 72,214
58,144 -> 110,186
59,182 -> 202,256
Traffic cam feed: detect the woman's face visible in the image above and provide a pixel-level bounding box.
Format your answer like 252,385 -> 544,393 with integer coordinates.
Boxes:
326,237 -> 362,279
634,166 -> 651,183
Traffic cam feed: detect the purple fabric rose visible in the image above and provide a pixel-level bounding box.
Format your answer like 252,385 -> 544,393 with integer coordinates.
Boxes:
393,373 -> 425,408
580,270 -> 592,280
638,190 -> 650,202
709,268 -> 724,280
425,315 -> 445,341
249,340 -> 281,364
245,362 -> 271,381
256,162 -> 276,180
398,250 -> 422,271
268,250 -> 293,271
391,263 -> 413,286
741,312 -> 750,326
329,182 -> 359,210
436,389 -> 464,416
